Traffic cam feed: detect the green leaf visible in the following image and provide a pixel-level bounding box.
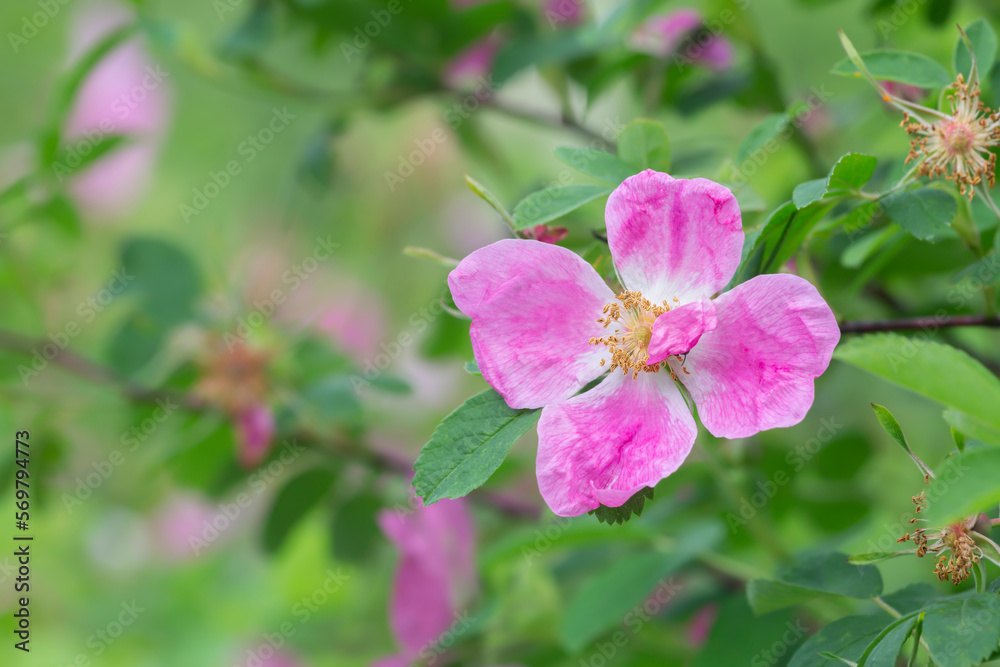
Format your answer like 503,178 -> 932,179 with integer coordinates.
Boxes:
842,227 -> 900,270
301,376 -> 362,427
121,237 -> 202,319
617,119 -> 671,172
792,153 -> 877,209
951,426 -> 967,452
736,201 -> 834,282
693,596 -> 801,667
492,27 -> 616,84
828,153 -> 879,190
881,583 -> 941,615
52,135 -> 130,179
36,194 -> 82,237
332,492 -> 382,564
943,409 -> 1000,446
881,188 -> 956,240
219,0 -> 275,59
512,184 -> 612,230
922,594 -> 1000,667
954,18 -> 998,79
831,49 -> 953,88
463,360 -> 481,375
870,403 -> 934,479
559,522 -> 723,652
834,333 -> 1000,435
413,389 -> 540,504
554,147 -> 637,185
465,174 -> 516,230
588,487 -> 653,525
924,447 -> 1000,527
949,253 -> 1000,288
263,468 -> 336,553
748,551 -> 883,615
857,613 -> 920,667
793,178 -> 830,209
39,23 -> 136,165
847,551 -> 912,565
736,113 -> 788,166
789,615 -> 893,667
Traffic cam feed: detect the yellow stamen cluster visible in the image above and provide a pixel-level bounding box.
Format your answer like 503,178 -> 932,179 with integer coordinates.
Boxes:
903,74 -> 1000,199
897,492 -> 983,585
590,290 -> 686,380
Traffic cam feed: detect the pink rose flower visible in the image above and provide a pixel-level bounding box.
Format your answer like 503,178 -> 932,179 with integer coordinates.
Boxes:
443,33 -> 503,90
687,603 -> 718,647
236,403 -> 276,468
151,494 -> 218,561
64,2 -> 171,220
631,9 -> 734,71
523,223 -> 569,244
543,0 -> 586,28
373,497 -> 477,667
880,80 -> 925,104
448,170 -> 839,516
315,286 -> 388,361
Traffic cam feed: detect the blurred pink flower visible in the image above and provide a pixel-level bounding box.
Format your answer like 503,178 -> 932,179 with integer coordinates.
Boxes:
444,33 -> 503,90
316,287 -> 388,361
152,494 -> 218,560
687,603 -> 718,647
543,0 -> 586,28
523,224 -> 569,244
880,80 -> 925,104
631,9 -> 734,71
373,497 -> 477,667
63,2 -> 170,220
258,651 -> 305,667
236,403 -> 276,468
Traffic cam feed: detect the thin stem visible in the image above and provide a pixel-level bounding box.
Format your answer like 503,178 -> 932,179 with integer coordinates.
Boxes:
874,598 -> 932,656
0,328 -> 539,519
873,596 -> 902,618
0,328 -> 202,410
839,314 -> 1000,334
477,97 -> 615,150
698,550 -> 770,582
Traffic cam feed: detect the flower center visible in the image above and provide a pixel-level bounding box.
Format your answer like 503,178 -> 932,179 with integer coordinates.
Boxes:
940,120 -> 975,156
590,290 -> 682,380
903,75 -> 1000,199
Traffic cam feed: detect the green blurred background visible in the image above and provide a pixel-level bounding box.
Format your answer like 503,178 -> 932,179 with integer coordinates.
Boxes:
2,0 -> 1000,665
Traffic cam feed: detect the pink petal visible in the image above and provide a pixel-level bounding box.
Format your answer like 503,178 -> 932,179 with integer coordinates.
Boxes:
631,9 -> 703,57
536,372 -> 697,516
543,0 -> 586,27
697,35 -> 734,71
605,171 -> 743,303
389,552 -> 456,654
443,33 -> 502,89
236,404 -> 275,468
449,239 -> 614,409
377,498 -> 477,654
679,273 -> 840,438
647,299 -> 717,364
65,3 -> 171,221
